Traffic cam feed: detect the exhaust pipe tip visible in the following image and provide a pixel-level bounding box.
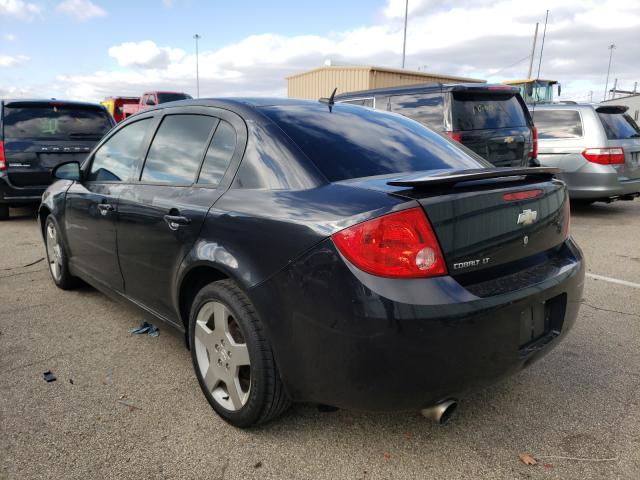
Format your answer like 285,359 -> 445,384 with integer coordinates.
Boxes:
420,399 -> 458,424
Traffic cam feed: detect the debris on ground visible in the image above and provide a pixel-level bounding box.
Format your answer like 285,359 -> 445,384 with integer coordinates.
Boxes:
69,378 -> 74,385
118,398 -> 142,411
383,452 -> 391,461
128,321 -> 159,337
43,371 -> 56,383
519,453 -> 538,466
254,461 -> 262,469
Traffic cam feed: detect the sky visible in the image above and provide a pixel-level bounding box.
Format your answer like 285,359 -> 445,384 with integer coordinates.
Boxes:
1,0 -> 638,103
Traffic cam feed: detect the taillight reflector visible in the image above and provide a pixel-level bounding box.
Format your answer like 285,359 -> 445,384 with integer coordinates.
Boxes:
528,126 -> 538,158
444,131 -> 462,143
503,189 -> 543,201
582,148 -> 625,165
332,208 -> 448,278
0,140 -> 6,171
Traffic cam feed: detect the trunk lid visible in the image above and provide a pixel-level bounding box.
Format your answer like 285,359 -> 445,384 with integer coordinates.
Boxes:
386,168 -> 568,275
459,127 -> 531,167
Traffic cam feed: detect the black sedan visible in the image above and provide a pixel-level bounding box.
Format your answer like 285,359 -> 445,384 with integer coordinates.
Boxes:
39,98 -> 584,427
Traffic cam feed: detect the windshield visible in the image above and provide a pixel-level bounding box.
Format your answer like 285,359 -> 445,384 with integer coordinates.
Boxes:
452,92 -> 528,131
597,112 -> 640,140
261,103 -> 486,182
157,93 -> 192,103
3,105 -> 112,141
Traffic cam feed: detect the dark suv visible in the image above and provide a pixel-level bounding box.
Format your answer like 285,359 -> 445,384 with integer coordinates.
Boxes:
0,99 -> 114,219
336,83 -> 537,168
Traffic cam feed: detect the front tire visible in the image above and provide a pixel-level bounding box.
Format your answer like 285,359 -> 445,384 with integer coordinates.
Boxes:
44,215 -> 78,290
189,280 -> 290,427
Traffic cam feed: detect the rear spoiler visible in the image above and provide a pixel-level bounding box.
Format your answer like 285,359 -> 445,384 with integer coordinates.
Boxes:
387,167 -> 560,188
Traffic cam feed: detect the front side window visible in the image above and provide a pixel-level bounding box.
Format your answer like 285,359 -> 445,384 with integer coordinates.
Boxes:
533,110 -> 583,139
88,118 -> 151,182
197,120 -> 236,186
141,114 -> 217,184
390,93 -> 444,128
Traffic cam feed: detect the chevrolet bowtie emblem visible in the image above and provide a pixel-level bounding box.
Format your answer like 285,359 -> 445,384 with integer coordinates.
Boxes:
517,209 -> 538,226
503,136 -> 515,143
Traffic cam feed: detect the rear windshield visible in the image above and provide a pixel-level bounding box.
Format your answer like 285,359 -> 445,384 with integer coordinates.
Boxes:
3,105 -> 112,141
261,103 -> 486,182
452,92 -> 528,131
597,112 -> 640,140
157,93 -> 192,103
532,110 -> 583,139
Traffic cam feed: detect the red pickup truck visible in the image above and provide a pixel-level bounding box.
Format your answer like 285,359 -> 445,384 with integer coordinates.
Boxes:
122,91 -> 192,118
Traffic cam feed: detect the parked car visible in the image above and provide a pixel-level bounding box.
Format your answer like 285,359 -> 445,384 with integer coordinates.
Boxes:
336,83 -> 537,167
532,103 -> 640,203
39,98 -> 583,427
101,96 -> 140,123
122,91 -> 192,119
0,99 -> 114,220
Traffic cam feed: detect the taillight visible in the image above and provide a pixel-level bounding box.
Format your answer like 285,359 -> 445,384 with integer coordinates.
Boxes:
332,207 -> 447,278
582,147 -> 625,165
528,126 -> 538,158
562,197 -> 571,240
444,131 -> 462,143
0,140 -> 6,171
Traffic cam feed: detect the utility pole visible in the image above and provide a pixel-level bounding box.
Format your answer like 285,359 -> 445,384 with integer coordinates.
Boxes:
604,44 -> 615,101
193,33 -> 201,98
611,78 -> 618,99
527,23 -> 539,79
402,0 -> 408,68
535,10 -> 549,81
589,91 -> 593,103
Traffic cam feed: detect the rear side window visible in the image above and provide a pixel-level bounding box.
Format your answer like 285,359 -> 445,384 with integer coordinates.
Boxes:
141,114 -> 217,184
532,110 -> 583,139
88,118 -> 151,182
389,93 -> 444,128
197,120 -> 236,186
2,104 -> 112,141
597,112 -> 640,140
261,103 -> 485,182
452,93 -> 528,131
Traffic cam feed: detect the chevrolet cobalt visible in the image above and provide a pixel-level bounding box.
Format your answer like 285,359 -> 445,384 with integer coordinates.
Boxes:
39,99 -> 584,427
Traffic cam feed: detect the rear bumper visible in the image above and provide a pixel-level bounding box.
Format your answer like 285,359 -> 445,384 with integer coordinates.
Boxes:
251,238 -> 585,411
556,169 -> 640,200
0,173 -> 45,205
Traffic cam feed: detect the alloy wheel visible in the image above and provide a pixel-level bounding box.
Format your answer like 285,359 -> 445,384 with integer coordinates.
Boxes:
194,301 -> 251,411
46,222 -> 63,281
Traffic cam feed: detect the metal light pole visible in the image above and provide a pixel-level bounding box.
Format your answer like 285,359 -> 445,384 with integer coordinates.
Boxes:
527,23 -> 539,79
603,44 -> 615,101
193,33 -> 201,98
401,0 -> 408,68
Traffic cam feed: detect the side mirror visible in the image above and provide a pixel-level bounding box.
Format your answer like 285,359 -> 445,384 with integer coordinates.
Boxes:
557,83 -> 562,97
53,161 -> 81,181
146,98 -> 156,106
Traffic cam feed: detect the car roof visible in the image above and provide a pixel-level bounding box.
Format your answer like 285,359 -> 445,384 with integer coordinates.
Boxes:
334,83 -> 518,99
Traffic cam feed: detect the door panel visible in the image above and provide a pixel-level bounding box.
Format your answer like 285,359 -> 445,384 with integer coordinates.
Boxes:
117,185 -> 220,321
65,182 -> 125,290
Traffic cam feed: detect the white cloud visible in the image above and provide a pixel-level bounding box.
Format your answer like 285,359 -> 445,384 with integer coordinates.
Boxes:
3,33 -> 17,41
108,40 -> 186,69
0,0 -> 40,19
24,0 -> 637,103
0,54 -> 29,67
56,0 -> 107,21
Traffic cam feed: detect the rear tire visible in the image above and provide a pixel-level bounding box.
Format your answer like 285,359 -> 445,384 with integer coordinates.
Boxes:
0,204 -> 9,220
189,280 -> 291,427
44,215 -> 79,290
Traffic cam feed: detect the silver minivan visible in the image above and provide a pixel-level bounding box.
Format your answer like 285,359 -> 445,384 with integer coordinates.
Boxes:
532,103 -> 640,202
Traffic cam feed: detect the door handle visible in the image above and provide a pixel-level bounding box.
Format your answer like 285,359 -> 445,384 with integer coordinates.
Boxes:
97,203 -> 115,216
164,214 -> 191,230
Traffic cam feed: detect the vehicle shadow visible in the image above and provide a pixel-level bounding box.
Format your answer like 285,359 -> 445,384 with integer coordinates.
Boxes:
4,205 -> 39,221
